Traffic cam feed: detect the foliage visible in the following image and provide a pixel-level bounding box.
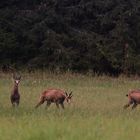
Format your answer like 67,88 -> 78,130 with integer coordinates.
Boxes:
0,0 -> 140,75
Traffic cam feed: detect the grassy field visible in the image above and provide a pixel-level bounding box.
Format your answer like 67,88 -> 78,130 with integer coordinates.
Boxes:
0,72 -> 140,140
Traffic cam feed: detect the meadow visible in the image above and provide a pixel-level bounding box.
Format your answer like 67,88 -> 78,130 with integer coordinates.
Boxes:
0,71 -> 140,140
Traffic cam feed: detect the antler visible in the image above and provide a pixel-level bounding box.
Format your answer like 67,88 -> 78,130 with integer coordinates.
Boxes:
69,91 -> 73,97
65,92 -> 68,96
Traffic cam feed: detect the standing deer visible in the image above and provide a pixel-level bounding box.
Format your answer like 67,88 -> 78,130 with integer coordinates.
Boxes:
35,89 -> 73,109
10,73 -> 21,107
124,90 -> 140,110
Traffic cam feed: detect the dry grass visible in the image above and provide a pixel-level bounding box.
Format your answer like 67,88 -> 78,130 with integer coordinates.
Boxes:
0,72 -> 139,140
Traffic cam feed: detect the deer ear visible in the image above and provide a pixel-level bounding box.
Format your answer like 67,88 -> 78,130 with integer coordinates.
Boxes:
18,75 -> 21,80
13,73 -> 16,80
17,72 -> 21,80
12,72 -> 21,80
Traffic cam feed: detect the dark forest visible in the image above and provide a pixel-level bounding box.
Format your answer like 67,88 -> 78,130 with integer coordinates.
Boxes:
0,0 -> 140,75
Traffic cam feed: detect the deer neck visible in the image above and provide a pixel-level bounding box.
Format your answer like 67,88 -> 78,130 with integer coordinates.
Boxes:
13,84 -> 19,94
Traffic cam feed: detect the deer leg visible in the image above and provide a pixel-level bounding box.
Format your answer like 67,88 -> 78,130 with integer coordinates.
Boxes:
16,100 -> 20,106
56,102 -> 60,109
11,100 -> 15,107
11,99 -> 15,107
132,101 -> 137,110
60,103 -> 65,109
132,103 -> 137,110
45,101 -> 51,109
12,102 -> 15,107
35,100 -> 44,109
124,100 -> 133,109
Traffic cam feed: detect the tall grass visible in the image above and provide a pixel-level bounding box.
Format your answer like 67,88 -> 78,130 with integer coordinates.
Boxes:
0,72 -> 140,140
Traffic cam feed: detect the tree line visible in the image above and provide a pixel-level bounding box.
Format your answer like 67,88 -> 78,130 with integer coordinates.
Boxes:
0,0 -> 140,75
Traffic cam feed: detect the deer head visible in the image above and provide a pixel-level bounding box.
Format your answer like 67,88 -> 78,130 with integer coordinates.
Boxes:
13,73 -> 21,86
65,91 -> 73,103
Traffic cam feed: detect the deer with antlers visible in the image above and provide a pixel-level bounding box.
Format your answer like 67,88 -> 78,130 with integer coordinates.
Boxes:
10,73 -> 21,107
35,89 -> 73,109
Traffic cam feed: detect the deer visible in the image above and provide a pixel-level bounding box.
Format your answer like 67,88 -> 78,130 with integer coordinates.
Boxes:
124,90 -> 140,110
10,73 -> 21,107
35,89 -> 73,109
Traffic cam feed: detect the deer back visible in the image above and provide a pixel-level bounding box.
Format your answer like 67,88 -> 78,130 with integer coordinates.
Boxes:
41,89 -> 66,102
129,90 -> 140,103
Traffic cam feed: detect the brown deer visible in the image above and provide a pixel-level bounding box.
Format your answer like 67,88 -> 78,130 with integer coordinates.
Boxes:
10,73 -> 21,107
35,89 -> 73,109
124,90 -> 140,109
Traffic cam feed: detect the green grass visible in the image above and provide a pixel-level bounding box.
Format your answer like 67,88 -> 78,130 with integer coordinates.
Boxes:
0,72 -> 140,140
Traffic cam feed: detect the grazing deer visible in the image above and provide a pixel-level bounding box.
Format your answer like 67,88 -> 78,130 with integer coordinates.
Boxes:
124,90 -> 140,109
35,89 -> 73,109
10,73 -> 21,107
